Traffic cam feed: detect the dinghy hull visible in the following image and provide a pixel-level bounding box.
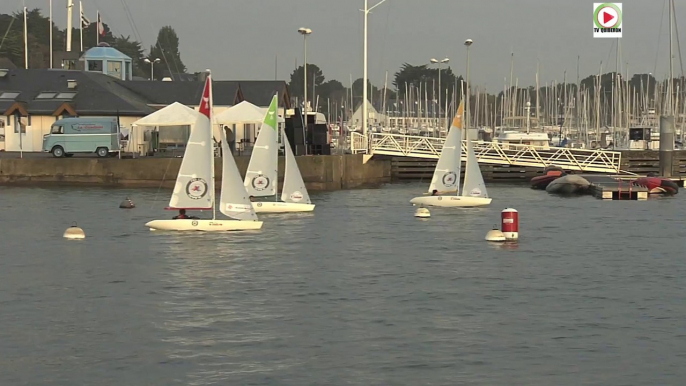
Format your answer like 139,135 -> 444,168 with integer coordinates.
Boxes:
410,196 -> 492,207
252,202 -> 315,213
145,219 -> 263,231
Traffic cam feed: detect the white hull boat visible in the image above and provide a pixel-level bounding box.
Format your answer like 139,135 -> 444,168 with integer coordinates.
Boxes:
252,202 -> 315,213
410,100 -> 492,208
410,196 -> 492,207
243,95 -> 316,213
145,219 -> 263,231
144,71 -> 263,232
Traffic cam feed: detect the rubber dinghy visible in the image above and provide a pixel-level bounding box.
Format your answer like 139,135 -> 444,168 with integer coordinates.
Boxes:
545,174 -> 590,195
531,165 -> 566,190
631,177 -> 679,195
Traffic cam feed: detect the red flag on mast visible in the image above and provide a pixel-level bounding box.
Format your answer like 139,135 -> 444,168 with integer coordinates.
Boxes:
198,75 -> 211,119
97,12 -> 105,36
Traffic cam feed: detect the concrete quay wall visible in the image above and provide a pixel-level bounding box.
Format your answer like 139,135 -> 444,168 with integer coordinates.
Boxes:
0,154 -> 392,191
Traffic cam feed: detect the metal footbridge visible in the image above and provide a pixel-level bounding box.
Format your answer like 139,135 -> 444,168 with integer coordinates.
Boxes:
351,132 -> 622,173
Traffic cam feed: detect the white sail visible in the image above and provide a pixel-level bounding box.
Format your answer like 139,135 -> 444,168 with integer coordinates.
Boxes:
219,136 -> 259,221
244,95 -> 279,197
280,128 -> 311,204
461,140 -> 489,198
168,114 -> 214,210
428,101 -> 464,194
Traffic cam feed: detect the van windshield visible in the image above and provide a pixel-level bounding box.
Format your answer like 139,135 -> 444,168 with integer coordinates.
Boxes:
51,125 -> 64,134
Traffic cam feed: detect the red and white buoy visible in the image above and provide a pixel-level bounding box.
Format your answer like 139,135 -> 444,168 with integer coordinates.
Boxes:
501,208 -> 519,240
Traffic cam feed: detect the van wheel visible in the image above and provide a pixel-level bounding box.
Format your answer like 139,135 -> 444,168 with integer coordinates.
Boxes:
96,147 -> 109,157
52,146 -> 65,158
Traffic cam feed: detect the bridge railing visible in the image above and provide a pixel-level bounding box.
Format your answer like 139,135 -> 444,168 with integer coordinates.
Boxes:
350,132 -> 369,154
354,132 -> 622,173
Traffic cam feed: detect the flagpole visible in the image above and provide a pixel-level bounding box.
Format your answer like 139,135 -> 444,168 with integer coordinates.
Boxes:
79,1 -> 83,52
66,0 -> 73,52
49,0 -> 53,68
23,5 -> 28,69
96,11 -> 99,45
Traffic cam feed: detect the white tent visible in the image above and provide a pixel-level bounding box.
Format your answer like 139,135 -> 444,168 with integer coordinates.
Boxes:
130,102 -> 203,156
215,100 -> 284,124
132,102 -> 201,127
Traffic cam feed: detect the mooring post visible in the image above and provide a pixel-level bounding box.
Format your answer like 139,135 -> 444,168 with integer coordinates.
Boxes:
659,116 -> 675,177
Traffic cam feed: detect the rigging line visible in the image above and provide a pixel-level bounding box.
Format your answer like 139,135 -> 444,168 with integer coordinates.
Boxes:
120,0 -> 143,43
0,17 -> 16,51
150,152 -> 175,210
654,0 -> 667,76
672,0 -> 685,78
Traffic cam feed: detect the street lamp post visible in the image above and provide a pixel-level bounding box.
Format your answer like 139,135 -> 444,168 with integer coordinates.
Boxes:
144,58 -> 161,80
362,0 -> 387,141
298,28 -> 312,115
430,57 -> 449,129
298,28 -> 312,155
464,39 -> 473,136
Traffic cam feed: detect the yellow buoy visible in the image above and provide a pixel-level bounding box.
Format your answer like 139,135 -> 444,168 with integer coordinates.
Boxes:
64,222 -> 85,240
485,228 -> 506,242
414,207 -> 431,218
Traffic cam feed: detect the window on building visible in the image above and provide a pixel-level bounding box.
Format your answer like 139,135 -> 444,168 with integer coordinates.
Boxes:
107,61 -> 122,78
55,92 -> 77,100
0,92 -> 20,99
36,92 -> 58,99
14,115 -> 26,134
87,60 -> 103,71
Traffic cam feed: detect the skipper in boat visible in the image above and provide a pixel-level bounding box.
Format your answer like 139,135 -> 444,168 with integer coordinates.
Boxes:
172,209 -> 199,220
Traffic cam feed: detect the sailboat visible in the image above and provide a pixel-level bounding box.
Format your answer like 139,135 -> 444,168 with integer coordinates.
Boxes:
145,72 -> 263,231
410,101 -> 492,207
244,95 -> 315,213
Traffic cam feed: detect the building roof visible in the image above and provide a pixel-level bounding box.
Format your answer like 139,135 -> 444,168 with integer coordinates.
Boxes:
81,46 -> 132,61
0,69 -> 154,116
0,68 -> 291,117
236,81 -> 291,108
119,80 -> 240,106
0,57 -> 18,69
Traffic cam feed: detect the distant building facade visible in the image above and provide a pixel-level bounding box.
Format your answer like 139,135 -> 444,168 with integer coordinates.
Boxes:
0,61 -> 291,153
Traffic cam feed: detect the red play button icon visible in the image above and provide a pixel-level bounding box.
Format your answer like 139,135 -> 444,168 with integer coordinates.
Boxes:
603,12 -> 614,24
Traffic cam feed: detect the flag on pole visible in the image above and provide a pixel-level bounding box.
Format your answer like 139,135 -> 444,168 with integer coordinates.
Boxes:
80,6 -> 90,28
98,12 -> 105,36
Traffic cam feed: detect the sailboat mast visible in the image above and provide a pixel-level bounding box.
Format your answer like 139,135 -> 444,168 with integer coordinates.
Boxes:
208,70 -> 216,220
667,0 -> 674,114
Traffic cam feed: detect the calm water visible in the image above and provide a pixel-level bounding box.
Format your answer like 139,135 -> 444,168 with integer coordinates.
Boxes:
1,183 -> 686,385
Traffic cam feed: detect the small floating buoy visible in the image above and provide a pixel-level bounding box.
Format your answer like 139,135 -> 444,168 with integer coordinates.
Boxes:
119,197 -> 135,209
485,228 -> 506,242
415,207 -> 431,218
63,222 -> 85,240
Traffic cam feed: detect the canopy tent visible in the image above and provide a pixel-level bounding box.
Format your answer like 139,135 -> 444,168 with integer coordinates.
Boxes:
129,102 -> 203,156
132,101 -> 201,127
214,100 -> 284,124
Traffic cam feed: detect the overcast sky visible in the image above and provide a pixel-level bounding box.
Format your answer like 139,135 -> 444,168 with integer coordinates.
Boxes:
3,0 -> 684,90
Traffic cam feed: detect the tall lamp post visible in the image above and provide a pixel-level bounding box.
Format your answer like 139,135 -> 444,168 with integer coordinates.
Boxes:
430,57 -> 449,129
298,27 -> 312,155
464,39 -> 473,137
362,0 -> 387,140
298,28 -> 312,115
144,58 -> 161,80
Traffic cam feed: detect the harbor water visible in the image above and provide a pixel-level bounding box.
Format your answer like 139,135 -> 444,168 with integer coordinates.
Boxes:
1,183 -> 685,385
